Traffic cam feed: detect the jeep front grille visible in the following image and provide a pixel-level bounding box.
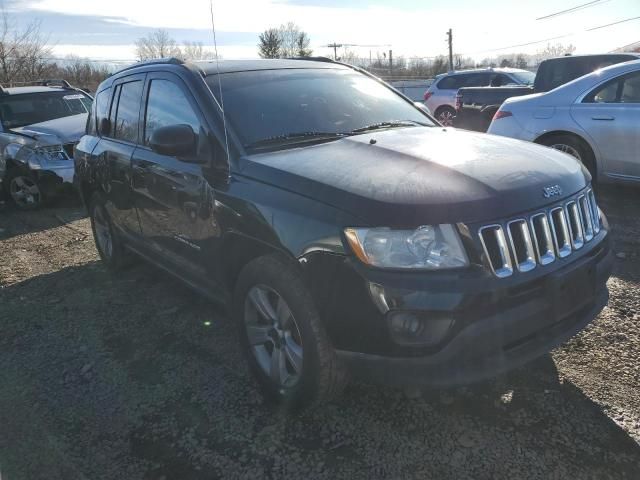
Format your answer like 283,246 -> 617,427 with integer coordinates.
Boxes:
478,188 -> 601,278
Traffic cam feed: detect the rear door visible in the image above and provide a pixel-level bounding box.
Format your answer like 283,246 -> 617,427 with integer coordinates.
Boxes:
131,72 -> 220,279
89,74 -> 145,236
571,70 -> 640,180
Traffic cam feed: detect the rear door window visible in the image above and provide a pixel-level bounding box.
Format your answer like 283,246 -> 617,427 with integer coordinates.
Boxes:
113,80 -> 143,143
462,73 -> 491,87
585,71 -> 640,104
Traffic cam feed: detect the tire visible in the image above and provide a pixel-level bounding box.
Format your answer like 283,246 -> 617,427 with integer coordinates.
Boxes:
4,169 -> 46,210
88,191 -> 131,271
435,106 -> 456,127
234,254 -> 347,410
538,134 -> 597,182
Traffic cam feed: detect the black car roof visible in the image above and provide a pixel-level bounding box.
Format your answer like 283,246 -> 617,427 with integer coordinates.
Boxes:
110,57 -> 348,80
194,59 -> 349,75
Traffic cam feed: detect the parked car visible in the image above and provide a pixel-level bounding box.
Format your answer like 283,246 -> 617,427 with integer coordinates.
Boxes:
488,59 -> 640,186
423,68 -> 535,125
76,58 -> 612,409
455,54 -> 640,132
0,80 -> 92,209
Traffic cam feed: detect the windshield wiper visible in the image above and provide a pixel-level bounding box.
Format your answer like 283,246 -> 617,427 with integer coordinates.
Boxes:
246,131 -> 352,149
350,120 -> 429,134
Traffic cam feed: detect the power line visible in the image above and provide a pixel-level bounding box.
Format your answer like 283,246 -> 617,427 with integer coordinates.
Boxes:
536,0 -> 606,21
468,33 -> 573,55
587,15 -> 640,31
467,14 -> 640,56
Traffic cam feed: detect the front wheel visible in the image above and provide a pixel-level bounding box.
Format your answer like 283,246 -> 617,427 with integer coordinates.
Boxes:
5,170 -> 45,210
89,192 -> 131,271
234,255 -> 347,410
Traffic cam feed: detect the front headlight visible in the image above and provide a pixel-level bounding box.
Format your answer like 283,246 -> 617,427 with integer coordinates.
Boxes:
344,224 -> 469,270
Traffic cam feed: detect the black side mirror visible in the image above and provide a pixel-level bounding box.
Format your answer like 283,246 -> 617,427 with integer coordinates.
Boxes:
98,117 -> 110,136
149,124 -> 196,158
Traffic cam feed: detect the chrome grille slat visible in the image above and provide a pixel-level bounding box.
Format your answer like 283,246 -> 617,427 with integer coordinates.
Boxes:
566,201 -> 584,250
478,188 -> 602,278
479,225 -> 513,278
588,189 -> 600,234
530,213 -> 555,265
549,207 -> 572,258
578,195 -> 594,241
507,219 -> 536,272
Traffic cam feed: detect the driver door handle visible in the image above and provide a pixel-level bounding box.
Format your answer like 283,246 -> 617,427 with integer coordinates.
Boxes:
591,115 -> 615,121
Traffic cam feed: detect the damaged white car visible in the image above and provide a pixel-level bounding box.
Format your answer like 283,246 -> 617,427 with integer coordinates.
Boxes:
0,80 -> 92,209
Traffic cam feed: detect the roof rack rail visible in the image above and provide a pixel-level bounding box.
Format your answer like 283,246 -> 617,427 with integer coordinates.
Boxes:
116,57 -> 185,74
39,79 -> 73,88
285,56 -> 337,64
0,79 -> 75,89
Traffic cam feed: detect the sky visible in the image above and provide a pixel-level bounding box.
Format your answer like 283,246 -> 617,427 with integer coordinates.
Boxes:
7,0 -> 640,64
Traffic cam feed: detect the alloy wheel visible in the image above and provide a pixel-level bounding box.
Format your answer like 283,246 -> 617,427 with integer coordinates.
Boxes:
93,204 -> 113,259
244,285 -> 303,389
438,109 -> 454,127
9,175 -> 41,208
550,143 -> 582,161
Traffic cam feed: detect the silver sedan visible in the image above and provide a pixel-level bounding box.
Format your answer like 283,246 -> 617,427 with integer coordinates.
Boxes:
488,59 -> 640,185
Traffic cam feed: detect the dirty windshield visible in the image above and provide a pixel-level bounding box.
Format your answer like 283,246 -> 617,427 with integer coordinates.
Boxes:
208,68 -> 434,149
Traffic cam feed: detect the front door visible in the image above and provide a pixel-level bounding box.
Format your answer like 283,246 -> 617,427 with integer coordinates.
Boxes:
571,70 -> 640,180
131,72 -> 220,279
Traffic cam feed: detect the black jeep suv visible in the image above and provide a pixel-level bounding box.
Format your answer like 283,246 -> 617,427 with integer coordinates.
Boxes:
75,58 -> 613,408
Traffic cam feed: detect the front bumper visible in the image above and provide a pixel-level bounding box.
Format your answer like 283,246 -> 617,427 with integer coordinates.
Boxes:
330,231 -> 612,388
36,164 -> 75,196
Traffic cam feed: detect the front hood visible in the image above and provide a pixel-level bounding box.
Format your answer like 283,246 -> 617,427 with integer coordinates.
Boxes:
12,113 -> 88,145
240,127 -> 588,226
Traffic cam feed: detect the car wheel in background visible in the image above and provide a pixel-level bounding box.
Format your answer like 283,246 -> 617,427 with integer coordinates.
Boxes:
538,134 -> 597,182
5,170 -> 45,210
89,191 -> 131,271
435,106 -> 456,127
234,254 -> 347,410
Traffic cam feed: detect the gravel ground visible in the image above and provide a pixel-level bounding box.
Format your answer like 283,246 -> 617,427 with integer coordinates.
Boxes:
0,187 -> 639,480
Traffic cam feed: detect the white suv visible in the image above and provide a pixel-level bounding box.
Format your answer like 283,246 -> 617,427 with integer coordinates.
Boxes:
423,68 -> 535,126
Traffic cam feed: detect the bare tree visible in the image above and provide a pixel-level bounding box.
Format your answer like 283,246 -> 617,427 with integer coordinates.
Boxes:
258,23 -> 312,58
135,29 -> 181,61
295,31 -> 312,57
258,28 -> 282,59
279,22 -> 302,57
180,41 -> 218,61
0,8 -> 53,84
53,55 -> 112,92
515,54 -> 528,69
536,42 -> 576,62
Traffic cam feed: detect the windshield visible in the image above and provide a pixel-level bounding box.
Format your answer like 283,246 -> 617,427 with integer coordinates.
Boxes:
0,91 -> 93,129
207,68 -> 434,149
510,71 -> 536,85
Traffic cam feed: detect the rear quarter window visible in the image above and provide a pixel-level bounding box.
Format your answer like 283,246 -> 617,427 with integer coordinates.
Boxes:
437,76 -> 461,90
93,87 -> 111,136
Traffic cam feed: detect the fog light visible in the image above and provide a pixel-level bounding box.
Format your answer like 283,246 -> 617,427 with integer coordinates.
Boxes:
387,311 -> 454,346
390,312 -> 423,336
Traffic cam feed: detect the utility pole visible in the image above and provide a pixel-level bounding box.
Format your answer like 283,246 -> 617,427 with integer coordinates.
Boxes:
389,49 -> 393,76
327,43 -> 339,60
446,29 -> 453,71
